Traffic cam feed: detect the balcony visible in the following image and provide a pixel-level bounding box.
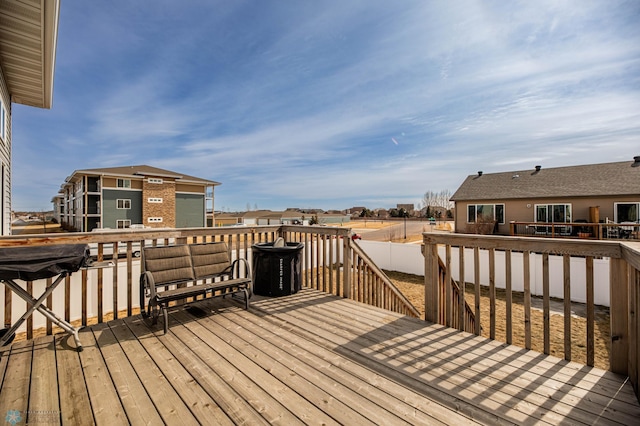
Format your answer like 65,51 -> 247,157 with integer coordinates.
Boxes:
0,226 -> 639,424
511,221 -> 640,240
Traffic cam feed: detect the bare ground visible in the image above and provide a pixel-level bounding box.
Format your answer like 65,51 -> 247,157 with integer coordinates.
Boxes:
385,270 -> 611,370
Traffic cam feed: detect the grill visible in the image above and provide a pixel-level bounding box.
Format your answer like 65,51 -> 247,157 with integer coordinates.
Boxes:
0,244 -> 91,351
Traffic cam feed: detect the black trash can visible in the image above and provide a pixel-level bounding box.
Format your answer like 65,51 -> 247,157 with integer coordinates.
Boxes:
252,241 -> 304,297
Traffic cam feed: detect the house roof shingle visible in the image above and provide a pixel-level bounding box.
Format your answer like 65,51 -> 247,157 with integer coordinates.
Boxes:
451,158 -> 640,201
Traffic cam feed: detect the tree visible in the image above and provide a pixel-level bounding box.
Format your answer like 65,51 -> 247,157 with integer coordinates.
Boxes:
421,189 -> 453,218
360,208 -> 373,218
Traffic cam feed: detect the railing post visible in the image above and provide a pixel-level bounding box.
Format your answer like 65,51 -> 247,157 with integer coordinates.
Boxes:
610,257 -> 629,375
628,267 -> 637,395
424,239 -> 439,323
343,238 -> 351,299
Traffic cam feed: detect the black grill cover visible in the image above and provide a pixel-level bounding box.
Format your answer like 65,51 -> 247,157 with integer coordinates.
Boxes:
0,244 -> 90,281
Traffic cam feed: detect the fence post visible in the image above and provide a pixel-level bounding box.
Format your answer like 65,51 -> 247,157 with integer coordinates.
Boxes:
610,257 -> 629,375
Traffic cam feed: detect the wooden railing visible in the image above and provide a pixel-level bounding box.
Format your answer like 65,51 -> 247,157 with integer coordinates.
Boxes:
511,221 -> 640,240
0,225 -> 417,340
423,233 -> 640,401
280,226 -> 420,318
434,253 -> 477,332
348,241 -> 421,318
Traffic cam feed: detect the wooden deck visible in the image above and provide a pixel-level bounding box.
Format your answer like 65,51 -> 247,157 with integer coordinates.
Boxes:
1,288 -> 639,425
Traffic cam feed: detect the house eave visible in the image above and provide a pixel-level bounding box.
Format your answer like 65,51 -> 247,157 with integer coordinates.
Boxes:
0,0 -> 60,109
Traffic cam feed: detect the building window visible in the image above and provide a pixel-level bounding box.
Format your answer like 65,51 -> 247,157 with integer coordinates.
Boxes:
148,197 -> 163,203
117,199 -> 131,209
117,179 -> 131,188
535,204 -> 571,223
148,217 -> 163,223
615,203 -> 639,223
116,220 -> 131,229
148,178 -> 163,184
467,204 -> 504,224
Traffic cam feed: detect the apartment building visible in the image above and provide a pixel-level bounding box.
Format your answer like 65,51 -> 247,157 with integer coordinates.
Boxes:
53,165 -> 219,231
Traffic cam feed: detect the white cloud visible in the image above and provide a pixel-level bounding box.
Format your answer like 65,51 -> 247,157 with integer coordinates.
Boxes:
10,0 -> 640,211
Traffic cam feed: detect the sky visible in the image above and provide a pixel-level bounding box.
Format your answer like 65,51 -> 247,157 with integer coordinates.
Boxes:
11,0 -> 640,212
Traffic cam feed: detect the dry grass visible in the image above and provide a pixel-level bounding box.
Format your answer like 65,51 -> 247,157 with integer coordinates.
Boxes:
385,270 -> 611,370
347,220 -> 400,230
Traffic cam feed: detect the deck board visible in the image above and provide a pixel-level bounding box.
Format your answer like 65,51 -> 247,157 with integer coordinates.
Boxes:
263,292 -> 634,424
0,340 -> 32,421
91,322 -> 163,425
212,308 -> 455,425
77,329 -> 128,425
28,338 -> 60,424
123,316 -> 234,425
1,288 -> 639,425
55,335 -> 95,425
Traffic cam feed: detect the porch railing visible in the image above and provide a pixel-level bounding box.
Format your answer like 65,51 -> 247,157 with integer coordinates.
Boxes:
511,221 -> 640,240
433,251 -> 477,332
423,232 -> 640,401
0,225 -> 417,340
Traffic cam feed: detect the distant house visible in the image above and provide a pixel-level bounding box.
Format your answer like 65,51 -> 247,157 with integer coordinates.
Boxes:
451,157 -> 640,235
241,210 -> 283,226
0,1 -> 60,235
214,209 -> 350,227
52,165 -> 219,231
396,203 -> 415,213
348,207 -> 367,217
374,208 -> 389,219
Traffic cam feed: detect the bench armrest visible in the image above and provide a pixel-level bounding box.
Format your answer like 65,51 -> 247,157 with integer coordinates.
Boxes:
231,258 -> 252,280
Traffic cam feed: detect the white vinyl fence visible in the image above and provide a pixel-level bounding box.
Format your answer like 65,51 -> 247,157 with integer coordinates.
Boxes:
358,240 -> 611,307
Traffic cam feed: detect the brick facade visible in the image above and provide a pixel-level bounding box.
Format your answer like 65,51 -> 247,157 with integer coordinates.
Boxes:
142,179 -> 176,227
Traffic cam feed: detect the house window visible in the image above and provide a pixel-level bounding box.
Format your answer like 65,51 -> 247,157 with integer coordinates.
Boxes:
116,220 -> 131,229
117,199 -> 131,209
148,217 -> 163,223
117,179 -> 131,188
148,197 -> 163,203
615,203 -> 639,222
467,204 -> 504,224
148,178 -> 163,184
535,204 -> 571,223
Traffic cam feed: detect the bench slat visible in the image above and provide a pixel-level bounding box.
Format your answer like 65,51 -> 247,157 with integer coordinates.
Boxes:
155,279 -> 251,302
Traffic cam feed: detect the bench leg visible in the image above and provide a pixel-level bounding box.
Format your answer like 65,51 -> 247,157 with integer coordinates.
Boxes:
162,306 -> 169,334
140,277 -> 150,318
150,302 -> 159,326
243,288 -> 249,310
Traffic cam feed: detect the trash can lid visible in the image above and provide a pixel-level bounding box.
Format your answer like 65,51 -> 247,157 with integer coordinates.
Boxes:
252,241 -> 304,252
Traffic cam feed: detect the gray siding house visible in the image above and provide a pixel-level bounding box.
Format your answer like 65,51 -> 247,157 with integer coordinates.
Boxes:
0,1 -> 60,235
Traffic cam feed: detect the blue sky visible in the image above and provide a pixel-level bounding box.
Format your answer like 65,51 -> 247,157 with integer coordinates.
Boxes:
11,0 -> 640,212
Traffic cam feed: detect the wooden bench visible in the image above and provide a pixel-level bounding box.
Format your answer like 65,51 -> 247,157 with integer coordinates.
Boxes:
139,242 -> 252,333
